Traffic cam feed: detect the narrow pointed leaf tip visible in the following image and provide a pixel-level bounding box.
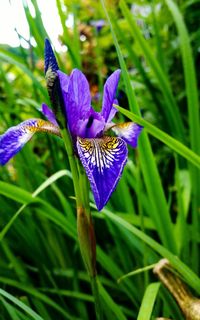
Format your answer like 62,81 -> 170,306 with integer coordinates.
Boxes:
44,38 -> 59,74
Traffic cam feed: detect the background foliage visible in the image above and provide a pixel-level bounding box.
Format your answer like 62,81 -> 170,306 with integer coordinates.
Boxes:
0,0 -> 200,319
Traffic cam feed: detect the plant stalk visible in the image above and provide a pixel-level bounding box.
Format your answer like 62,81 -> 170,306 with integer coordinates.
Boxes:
154,259 -> 200,320
61,128 -> 81,206
62,129 -> 103,319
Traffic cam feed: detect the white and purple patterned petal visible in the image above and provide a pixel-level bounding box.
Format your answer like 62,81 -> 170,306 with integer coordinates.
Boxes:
101,70 -> 121,122
41,103 -> 58,126
0,119 -> 60,165
112,122 -> 143,148
77,136 -> 128,211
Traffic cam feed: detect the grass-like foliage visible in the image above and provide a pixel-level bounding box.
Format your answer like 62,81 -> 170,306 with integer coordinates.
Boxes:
0,0 -> 199,319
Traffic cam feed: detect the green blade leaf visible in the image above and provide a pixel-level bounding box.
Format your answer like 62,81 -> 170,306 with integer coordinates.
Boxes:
0,289 -> 43,320
137,282 -> 160,320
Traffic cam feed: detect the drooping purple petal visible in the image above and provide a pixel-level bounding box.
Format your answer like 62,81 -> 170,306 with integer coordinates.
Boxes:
41,103 -> 58,126
112,122 -> 143,148
0,119 -> 60,165
77,136 -> 128,210
60,69 -> 91,137
101,70 -> 121,122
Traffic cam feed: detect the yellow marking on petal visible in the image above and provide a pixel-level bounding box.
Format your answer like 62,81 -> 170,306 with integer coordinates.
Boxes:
77,136 -> 123,174
80,139 -> 93,152
112,122 -> 136,138
25,119 -> 61,137
118,122 -> 131,128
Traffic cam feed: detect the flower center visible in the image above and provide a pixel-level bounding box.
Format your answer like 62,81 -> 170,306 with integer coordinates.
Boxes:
86,115 -> 94,129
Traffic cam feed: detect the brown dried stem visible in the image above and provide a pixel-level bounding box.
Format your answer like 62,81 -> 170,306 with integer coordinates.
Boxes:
154,259 -> 200,320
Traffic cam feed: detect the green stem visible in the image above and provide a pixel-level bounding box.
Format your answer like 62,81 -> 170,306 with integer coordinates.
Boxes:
77,160 -> 90,215
61,130 -> 103,319
61,128 -> 81,206
77,205 -> 103,319
136,155 -> 149,287
76,163 -> 103,319
91,277 -> 103,320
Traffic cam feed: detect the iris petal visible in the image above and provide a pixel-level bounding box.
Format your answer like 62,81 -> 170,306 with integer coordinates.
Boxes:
106,99 -> 118,123
101,70 -> 121,122
77,136 -> 128,210
0,119 -> 60,165
57,70 -> 69,94
112,122 -> 143,148
41,103 -> 58,126
61,69 -> 91,137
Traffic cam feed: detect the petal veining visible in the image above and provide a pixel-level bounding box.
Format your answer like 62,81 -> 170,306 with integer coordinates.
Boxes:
77,136 -> 128,210
0,119 -> 60,165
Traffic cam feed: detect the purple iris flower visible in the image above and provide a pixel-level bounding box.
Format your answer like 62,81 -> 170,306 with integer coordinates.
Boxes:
90,20 -> 106,32
0,39 -> 142,211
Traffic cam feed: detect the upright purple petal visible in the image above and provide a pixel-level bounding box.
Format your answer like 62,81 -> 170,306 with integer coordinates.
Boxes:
112,122 -> 143,148
107,103 -> 118,123
41,103 -> 58,126
57,70 -> 70,126
68,69 -> 91,118
57,70 -> 69,94
101,70 -> 121,122
77,136 -> 128,210
0,119 -> 60,165
61,69 -> 91,137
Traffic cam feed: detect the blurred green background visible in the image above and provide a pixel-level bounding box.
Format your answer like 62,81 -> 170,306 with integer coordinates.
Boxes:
0,0 -> 200,319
